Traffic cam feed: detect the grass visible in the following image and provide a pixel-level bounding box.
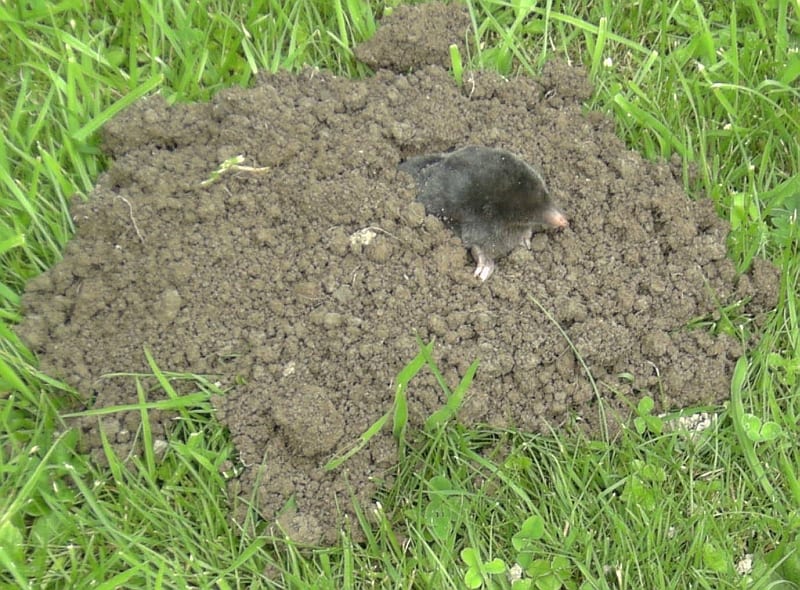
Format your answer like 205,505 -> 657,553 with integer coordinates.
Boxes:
1,0 -> 799,587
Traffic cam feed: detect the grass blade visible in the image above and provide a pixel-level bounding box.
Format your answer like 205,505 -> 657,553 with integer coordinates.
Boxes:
729,357 -> 776,499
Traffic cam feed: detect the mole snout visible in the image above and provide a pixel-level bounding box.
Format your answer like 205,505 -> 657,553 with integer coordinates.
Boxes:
399,146 -> 568,280
542,208 -> 569,229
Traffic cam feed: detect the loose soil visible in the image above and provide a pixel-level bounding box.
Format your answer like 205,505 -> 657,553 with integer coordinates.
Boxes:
17,2 -> 778,545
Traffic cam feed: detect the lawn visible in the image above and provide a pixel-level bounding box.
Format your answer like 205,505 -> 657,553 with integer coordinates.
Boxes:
1,0 -> 799,587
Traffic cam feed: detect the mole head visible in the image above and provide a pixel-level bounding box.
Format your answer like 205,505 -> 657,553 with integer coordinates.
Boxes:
497,165 -> 552,217
506,159 -> 568,228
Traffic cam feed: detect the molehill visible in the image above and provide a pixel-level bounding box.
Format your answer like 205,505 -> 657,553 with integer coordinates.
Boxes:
16,2 -> 778,544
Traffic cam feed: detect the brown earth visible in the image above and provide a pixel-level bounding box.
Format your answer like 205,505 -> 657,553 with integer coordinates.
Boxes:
16,3 -> 778,545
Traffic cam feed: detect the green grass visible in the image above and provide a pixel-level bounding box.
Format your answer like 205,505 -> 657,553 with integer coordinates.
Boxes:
2,0 -> 799,587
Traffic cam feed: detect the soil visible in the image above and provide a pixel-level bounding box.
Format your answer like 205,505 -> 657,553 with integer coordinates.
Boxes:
16,2 -> 779,545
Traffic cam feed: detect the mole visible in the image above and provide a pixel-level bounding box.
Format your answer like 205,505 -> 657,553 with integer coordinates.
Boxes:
399,146 -> 569,281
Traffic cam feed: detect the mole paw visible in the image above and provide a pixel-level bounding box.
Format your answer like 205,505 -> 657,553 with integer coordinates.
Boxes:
473,261 -> 495,281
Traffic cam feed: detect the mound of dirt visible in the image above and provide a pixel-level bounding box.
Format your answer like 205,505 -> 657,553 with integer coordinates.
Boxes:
16,3 -> 778,544
354,2 -> 471,71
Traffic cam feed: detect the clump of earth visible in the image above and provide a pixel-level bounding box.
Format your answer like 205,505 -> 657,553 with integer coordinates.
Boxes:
16,2 -> 778,544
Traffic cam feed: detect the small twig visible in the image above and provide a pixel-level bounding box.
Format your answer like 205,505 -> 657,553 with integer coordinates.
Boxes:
116,195 -> 144,243
200,155 -> 270,186
365,225 -> 403,242
465,72 -> 476,99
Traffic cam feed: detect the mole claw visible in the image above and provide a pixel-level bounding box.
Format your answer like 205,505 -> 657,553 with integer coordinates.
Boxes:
471,247 -> 495,281
474,262 -> 495,281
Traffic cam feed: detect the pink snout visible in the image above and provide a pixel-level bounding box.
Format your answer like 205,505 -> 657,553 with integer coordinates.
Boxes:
543,208 -> 569,229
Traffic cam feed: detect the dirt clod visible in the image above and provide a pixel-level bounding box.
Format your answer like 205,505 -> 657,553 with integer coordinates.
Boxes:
16,3 -> 778,545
